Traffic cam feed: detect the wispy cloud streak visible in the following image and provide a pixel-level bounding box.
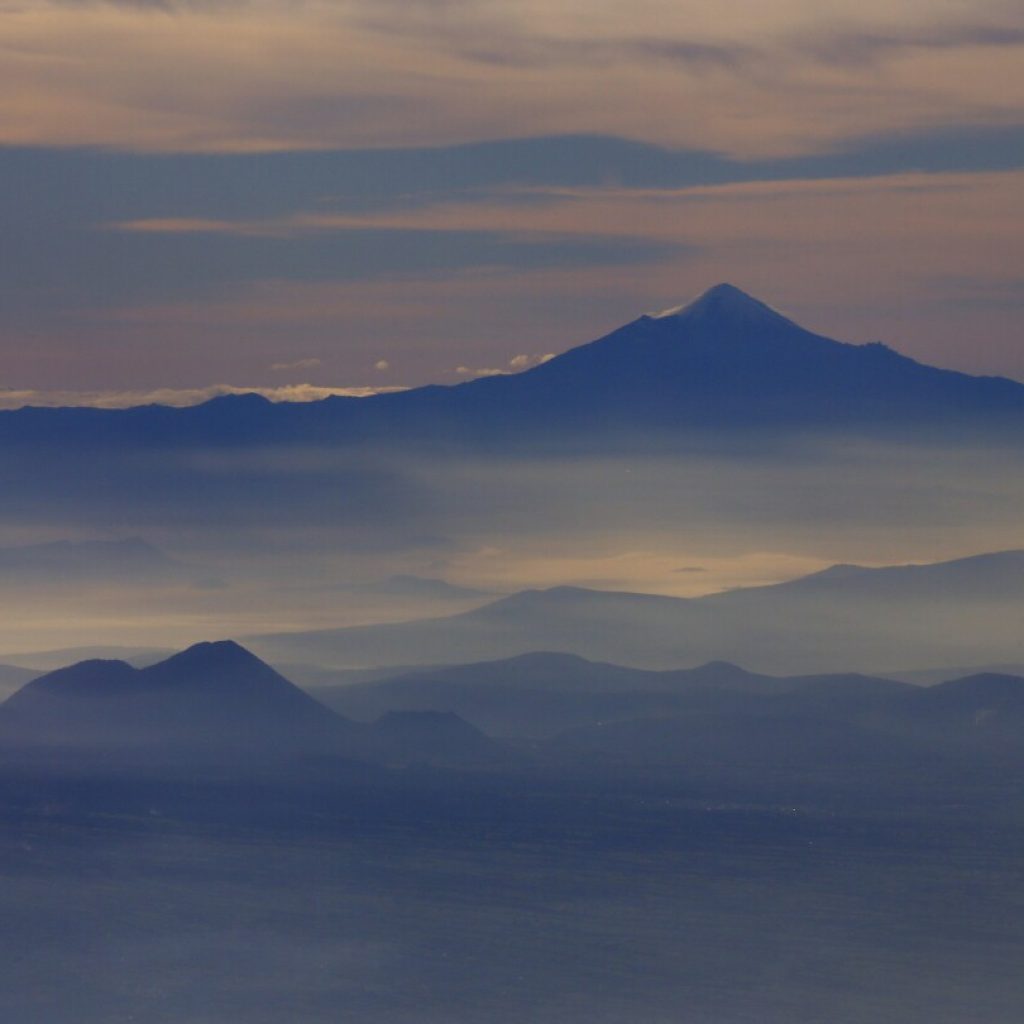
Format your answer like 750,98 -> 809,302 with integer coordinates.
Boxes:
2,1 -> 1022,154
0,383 -> 405,410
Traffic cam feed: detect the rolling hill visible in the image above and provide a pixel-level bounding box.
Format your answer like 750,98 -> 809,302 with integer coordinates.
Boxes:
249,549 -> 1024,675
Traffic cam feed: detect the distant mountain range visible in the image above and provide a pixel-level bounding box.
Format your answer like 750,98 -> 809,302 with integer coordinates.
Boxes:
313,647 -> 1024,771
8,638 -> 1019,783
248,549 -> 1024,675
315,651 -> 898,738
3,284 -> 1024,448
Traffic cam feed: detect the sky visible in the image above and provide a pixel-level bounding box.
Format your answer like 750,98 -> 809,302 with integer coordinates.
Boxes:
2,0 -> 1023,400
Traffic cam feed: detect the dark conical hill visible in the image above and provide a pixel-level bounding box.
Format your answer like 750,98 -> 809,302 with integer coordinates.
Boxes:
0,640 -> 345,754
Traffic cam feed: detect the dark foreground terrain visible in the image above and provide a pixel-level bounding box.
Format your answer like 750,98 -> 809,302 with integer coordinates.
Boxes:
1,758 -> 1022,1024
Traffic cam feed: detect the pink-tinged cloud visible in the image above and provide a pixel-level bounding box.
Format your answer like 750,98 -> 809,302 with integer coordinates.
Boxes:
85,170 -> 1024,381
1,1 -> 1022,154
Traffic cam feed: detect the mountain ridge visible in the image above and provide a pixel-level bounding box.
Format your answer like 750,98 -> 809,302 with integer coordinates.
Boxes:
247,548 -> 1024,674
3,284 -> 1023,447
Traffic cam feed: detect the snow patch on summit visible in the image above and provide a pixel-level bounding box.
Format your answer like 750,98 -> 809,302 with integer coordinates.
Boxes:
649,283 -> 797,329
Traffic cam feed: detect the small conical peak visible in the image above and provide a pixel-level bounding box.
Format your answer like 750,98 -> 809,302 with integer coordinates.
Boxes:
649,283 -> 798,330
158,639 -> 265,672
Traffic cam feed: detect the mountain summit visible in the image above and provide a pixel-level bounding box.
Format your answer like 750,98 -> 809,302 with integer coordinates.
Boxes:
0,640 -> 509,770
648,283 -> 799,333
438,281 -> 1024,436
2,283 -> 1023,446
0,640 -> 343,754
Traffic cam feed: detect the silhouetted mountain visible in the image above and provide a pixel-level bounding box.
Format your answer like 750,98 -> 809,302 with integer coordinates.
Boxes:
0,640 -> 507,769
316,650 -> 900,738
438,283 -> 1024,438
0,641 -> 346,758
3,285 -> 1023,448
250,549 -> 1024,675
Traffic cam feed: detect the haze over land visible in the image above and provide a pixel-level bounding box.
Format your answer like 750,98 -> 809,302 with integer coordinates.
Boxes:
3,287 -> 1023,1024
3,5 -> 1024,1020
3,634 -> 1024,1023
2,286 -> 1023,663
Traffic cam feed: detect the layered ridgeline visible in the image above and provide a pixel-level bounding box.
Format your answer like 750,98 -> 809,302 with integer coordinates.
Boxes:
315,650 -> 1024,771
0,640 -> 501,769
4,637 -> 1022,779
4,285 -> 1024,447
316,652 -> 902,738
248,550 -> 1024,676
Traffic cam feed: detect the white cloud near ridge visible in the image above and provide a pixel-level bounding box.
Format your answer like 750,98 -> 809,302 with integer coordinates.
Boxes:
0,383 -> 407,411
452,353 -> 555,378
